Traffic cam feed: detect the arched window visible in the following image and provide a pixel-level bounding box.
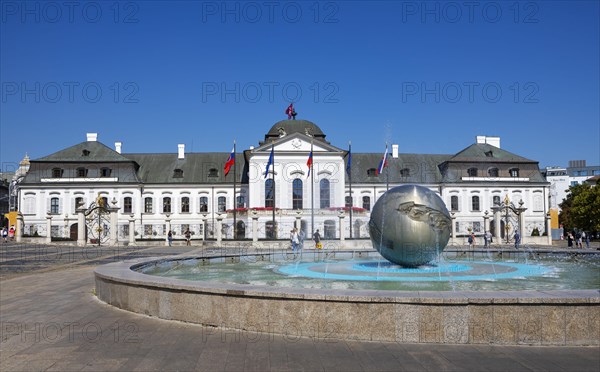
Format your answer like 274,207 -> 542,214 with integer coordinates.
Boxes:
76,167 -> 88,177
144,197 -> 153,213
265,179 -> 274,208
100,168 -> 112,177
218,196 -> 226,212
124,197 -> 132,213
181,197 -> 190,213
199,196 -> 208,212
493,195 -> 501,206
162,197 -> 171,213
362,196 -> 371,211
471,195 -> 480,211
345,196 -> 352,208
509,168 -> 520,177
467,168 -> 478,177
292,179 -> 303,210
74,197 -> 84,211
52,168 -> 63,178
236,195 -> 245,209
50,197 -> 60,214
450,195 -> 459,211
319,179 -> 330,208
488,168 -> 499,177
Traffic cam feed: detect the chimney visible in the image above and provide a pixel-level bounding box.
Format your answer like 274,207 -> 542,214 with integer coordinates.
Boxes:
86,133 -> 98,142
178,144 -> 185,159
475,135 -> 501,148
115,142 -> 122,154
392,144 -> 399,158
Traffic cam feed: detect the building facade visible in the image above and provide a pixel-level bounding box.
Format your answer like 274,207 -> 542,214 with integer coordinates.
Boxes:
17,119 -> 551,244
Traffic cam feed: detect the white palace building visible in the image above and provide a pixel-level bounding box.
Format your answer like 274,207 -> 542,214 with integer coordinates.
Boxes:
15,119 -> 552,246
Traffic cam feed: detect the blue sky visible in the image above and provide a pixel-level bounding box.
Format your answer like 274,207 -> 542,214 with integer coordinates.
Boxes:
1,0 -> 599,172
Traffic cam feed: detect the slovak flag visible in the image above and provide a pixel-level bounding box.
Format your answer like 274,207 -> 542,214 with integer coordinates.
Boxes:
264,146 -> 274,178
224,148 -> 235,176
376,145 -> 389,175
306,150 -> 313,178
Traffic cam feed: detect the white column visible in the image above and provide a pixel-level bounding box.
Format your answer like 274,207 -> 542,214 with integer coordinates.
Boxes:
16,213 -> 24,243
216,214 -> 223,245
201,214 -> 207,241
109,207 -> 118,246
338,211 -> 345,243
493,210 -> 501,243
546,213 -> 552,245
77,208 -> 86,246
128,215 -> 136,245
251,211 -> 259,244
45,214 -> 52,244
165,214 -> 171,246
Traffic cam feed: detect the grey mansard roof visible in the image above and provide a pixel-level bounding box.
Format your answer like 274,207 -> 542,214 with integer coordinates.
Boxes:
35,141 -> 133,163
346,153 -> 451,184
448,143 -> 537,163
125,153 -> 243,184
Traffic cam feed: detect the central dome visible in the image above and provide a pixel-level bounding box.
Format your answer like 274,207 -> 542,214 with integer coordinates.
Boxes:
263,120 -> 328,143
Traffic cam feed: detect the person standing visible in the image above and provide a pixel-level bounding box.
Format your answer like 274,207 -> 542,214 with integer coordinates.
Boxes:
583,232 -> 590,249
467,232 -> 475,250
483,231 -> 491,248
1,227 -> 7,243
567,232 -> 574,248
514,231 -> 521,249
313,229 -> 322,249
8,226 -> 15,241
185,229 -> 191,246
167,230 -> 173,247
290,228 -> 299,251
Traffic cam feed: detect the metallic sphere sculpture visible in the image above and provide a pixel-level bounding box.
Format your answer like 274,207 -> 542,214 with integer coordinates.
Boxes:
369,185 -> 452,267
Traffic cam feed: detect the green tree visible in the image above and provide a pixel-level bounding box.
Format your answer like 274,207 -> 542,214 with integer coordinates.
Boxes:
559,180 -> 600,232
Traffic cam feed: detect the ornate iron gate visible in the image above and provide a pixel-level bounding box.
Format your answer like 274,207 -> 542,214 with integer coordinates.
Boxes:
85,198 -> 110,246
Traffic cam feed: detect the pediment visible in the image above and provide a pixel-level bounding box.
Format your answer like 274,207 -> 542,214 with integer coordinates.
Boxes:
252,133 -> 344,154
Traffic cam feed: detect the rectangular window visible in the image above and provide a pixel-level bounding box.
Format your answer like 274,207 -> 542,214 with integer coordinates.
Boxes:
218,196 -> 226,212
199,197 -> 208,212
345,196 -> 352,208
50,197 -> 59,214
144,224 -> 153,236
181,197 -> 190,213
124,197 -> 132,213
163,197 -> 171,213
473,222 -> 481,233
362,196 -> 371,211
144,197 -> 153,213
450,196 -> 459,211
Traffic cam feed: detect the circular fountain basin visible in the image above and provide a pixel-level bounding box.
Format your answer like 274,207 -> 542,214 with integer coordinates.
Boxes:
95,250 -> 600,346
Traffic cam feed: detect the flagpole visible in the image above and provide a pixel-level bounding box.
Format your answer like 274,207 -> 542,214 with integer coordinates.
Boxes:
272,142 -> 276,239
386,143 -> 389,191
348,141 -> 352,239
310,141 -> 314,238
233,140 -> 237,239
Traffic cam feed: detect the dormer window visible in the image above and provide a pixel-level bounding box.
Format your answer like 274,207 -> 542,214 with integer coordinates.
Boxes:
76,167 -> 88,177
488,168 -> 499,177
400,168 -> 410,177
467,168 -> 478,177
173,169 -> 184,178
100,168 -> 112,177
52,168 -> 63,178
485,151 -> 493,157
510,168 -> 520,177
82,149 -> 90,157
367,168 -> 377,177
208,168 -> 219,178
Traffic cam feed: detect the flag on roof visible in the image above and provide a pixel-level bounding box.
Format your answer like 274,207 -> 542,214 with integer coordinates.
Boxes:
376,145 -> 389,175
224,147 -> 235,176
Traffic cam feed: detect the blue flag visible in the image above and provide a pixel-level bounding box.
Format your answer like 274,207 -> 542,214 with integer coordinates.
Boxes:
346,146 -> 352,176
264,146 -> 274,178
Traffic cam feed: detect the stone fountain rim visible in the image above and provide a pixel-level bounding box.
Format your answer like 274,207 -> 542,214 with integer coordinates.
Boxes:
94,255 -> 600,304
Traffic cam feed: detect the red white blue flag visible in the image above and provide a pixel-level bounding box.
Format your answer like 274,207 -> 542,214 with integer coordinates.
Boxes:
376,145 -> 389,175
306,150 -> 313,178
224,147 -> 235,176
264,146 -> 274,178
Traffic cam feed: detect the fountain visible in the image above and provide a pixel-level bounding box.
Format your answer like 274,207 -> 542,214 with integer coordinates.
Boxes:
95,185 -> 600,345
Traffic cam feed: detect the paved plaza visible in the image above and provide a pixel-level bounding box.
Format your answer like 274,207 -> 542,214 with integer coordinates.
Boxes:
1,243 -> 599,371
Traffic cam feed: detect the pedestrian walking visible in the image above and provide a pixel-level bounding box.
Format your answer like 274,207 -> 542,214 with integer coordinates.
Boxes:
313,229 -> 322,249
514,231 -> 521,249
167,230 -> 173,247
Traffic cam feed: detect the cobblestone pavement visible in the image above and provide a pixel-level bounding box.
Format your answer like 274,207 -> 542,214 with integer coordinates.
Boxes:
1,243 -> 599,371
